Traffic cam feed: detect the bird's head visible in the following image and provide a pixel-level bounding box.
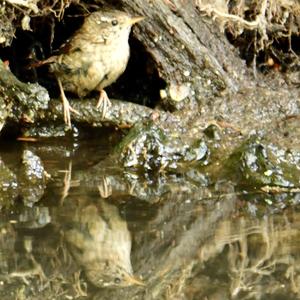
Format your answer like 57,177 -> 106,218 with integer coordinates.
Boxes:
86,260 -> 144,288
84,10 -> 144,43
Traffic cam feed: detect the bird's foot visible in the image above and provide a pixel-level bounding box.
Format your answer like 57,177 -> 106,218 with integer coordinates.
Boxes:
96,90 -> 112,119
57,78 -> 80,128
62,95 -> 80,129
62,98 -> 72,128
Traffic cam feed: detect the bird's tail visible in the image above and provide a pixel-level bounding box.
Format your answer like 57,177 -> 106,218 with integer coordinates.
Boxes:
27,56 -> 57,69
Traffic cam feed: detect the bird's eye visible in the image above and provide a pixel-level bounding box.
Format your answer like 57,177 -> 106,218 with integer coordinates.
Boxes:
111,20 -> 118,26
114,277 -> 121,284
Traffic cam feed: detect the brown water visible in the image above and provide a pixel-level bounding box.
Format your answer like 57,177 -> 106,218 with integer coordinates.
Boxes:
0,131 -> 300,300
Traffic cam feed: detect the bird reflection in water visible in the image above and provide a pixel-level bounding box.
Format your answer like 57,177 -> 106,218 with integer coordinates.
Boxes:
63,199 -> 144,288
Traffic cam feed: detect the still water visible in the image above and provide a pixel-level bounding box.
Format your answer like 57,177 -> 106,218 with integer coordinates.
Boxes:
0,129 -> 300,300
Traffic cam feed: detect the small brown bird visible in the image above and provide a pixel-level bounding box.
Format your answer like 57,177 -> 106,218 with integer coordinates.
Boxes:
42,10 -> 144,127
63,201 -> 144,288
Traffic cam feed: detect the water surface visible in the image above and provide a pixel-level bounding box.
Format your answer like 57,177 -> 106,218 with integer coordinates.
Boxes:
0,132 -> 299,300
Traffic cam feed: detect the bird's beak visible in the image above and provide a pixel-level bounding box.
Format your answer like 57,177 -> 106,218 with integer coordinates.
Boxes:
128,16 -> 145,25
125,274 -> 145,286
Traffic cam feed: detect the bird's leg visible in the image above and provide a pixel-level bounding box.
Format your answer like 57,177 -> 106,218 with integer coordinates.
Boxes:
96,89 -> 112,119
61,161 -> 72,204
98,176 -> 112,198
57,78 -> 79,128
57,78 -> 71,128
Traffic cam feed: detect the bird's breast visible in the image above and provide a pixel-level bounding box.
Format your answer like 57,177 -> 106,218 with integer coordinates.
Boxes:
52,40 -> 130,97
94,43 -> 130,90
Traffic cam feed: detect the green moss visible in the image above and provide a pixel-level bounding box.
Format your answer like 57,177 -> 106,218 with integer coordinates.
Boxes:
226,137 -> 300,188
115,122 -> 210,173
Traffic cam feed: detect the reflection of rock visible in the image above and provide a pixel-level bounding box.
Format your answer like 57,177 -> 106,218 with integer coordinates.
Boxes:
63,200 -> 143,288
19,150 -> 49,206
0,158 -> 18,206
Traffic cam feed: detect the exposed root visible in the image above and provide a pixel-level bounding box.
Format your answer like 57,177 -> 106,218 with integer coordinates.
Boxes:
196,0 -> 300,68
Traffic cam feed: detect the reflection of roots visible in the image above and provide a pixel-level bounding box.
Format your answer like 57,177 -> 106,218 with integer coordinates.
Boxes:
198,215 -> 300,298
9,254 -> 46,285
6,236 -> 86,299
227,219 -> 277,297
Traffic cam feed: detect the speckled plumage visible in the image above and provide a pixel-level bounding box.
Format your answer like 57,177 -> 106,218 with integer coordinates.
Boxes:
64,200 -> 143,288
50,10 -> 132,97
44,10 -> 143,127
